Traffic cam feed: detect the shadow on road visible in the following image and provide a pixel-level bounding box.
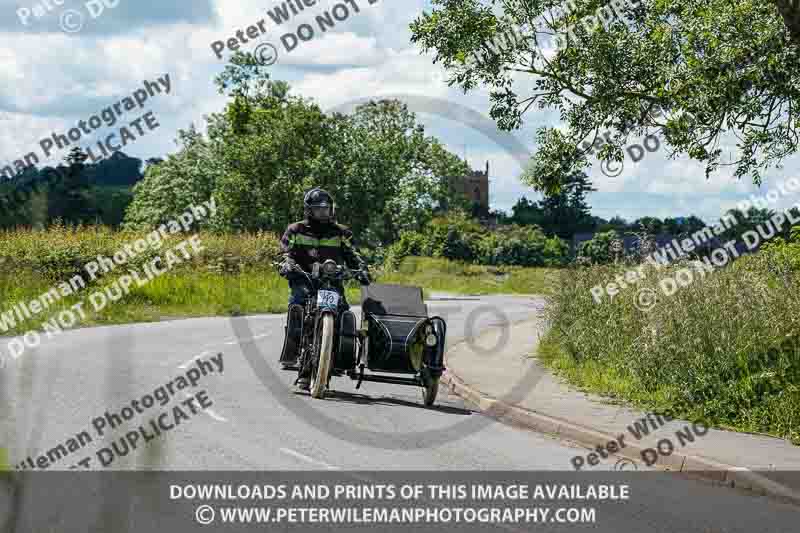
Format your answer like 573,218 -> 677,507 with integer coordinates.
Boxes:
426,297 -> 482,301
293,389 -> 474,415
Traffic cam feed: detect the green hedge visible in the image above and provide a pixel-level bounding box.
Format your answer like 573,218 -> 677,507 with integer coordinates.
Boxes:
385,213 -> 569,268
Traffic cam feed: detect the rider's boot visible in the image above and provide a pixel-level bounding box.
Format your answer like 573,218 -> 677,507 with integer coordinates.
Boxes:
296,353 -> 312,391
296,376 -> 311,391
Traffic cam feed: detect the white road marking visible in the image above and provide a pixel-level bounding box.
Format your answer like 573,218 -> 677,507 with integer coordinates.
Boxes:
203,408 -> 228,423
177,352 -> 227,422
280,448 -> 340,470
182,392 -> 228,422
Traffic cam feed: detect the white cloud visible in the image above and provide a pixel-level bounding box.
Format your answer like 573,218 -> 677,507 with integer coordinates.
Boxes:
0,0 -> 797,224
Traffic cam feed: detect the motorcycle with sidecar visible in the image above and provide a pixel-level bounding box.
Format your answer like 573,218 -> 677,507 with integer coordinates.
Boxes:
278,259 -> 446,405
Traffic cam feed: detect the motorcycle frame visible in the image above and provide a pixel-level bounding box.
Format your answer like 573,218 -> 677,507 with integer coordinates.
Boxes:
284,261 -> 446,394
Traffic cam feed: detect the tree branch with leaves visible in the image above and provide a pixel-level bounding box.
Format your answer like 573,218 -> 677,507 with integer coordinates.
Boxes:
411,0 -> 800,192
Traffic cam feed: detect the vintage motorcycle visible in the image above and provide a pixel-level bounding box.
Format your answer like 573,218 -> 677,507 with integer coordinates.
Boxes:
279,259 -> 446,405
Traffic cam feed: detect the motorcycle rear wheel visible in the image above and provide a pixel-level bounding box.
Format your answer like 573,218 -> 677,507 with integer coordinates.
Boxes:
310,314 -> 334,399
421,369 -> 440,407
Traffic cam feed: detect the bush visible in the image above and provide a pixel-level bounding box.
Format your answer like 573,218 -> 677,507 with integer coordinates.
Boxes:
544,235 -> 800,443
543,235 -> 571,267
477,225 -> 544,266
385,214 -> 569,268
577,230 -> 618,264
759,225 -> 800,275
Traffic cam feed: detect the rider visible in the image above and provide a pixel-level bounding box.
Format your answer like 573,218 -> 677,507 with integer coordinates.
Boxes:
278,187 -> 371,390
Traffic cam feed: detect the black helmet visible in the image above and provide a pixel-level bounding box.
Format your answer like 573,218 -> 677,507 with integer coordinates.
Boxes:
303,187 -> 335,224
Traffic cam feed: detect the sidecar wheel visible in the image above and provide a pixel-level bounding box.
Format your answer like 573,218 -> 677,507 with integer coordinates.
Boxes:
422,375 -> 440,407
311,314 -> 334,399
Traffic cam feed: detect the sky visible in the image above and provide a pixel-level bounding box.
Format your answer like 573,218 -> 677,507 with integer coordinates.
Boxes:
1,0 -> 798,224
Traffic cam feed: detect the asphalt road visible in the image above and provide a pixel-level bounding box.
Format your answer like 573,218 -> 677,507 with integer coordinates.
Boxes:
1,294 -> 798,531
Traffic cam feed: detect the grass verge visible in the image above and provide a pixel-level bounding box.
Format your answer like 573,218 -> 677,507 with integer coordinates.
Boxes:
538,247 -> 800,444
380,256 -> 558,295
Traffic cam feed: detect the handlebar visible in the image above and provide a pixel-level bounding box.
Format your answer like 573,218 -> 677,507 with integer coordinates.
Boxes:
275,260 -> 368,283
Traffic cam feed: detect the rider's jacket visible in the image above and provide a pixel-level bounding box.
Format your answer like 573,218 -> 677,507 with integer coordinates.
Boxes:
280,219 -> 366,274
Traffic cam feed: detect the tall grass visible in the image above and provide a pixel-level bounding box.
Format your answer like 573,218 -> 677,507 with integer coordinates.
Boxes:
542,248 -> 800,443
0,225 -> 284,335
0,228 -> 555,339
0,222 -> 282,278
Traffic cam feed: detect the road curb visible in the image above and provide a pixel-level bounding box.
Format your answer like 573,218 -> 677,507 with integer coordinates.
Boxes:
440,327 -> 800,507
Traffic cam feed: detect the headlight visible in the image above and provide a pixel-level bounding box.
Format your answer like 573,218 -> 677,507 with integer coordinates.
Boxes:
425,334 -> 437,347
322,261 -> 337,275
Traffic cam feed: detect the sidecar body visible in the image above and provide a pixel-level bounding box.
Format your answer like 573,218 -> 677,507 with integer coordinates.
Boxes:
333,283 -> 446,388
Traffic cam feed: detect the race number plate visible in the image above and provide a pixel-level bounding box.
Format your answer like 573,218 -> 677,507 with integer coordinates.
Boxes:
317,290 -> 339,310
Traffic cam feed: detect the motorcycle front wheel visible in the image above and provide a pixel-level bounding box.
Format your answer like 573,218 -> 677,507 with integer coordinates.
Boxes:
310,313 -> 335,399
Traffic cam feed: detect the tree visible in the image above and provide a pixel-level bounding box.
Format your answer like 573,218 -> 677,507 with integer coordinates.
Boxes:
410,1 -> 800,191
683,215 -> 707,235
511,168 -> 596,237
124,126 -> 220,229
125,51 -> 469,242
719,207 -> 777,242
47,147 -> 96,224
662,217 -> 682,235
312,100 -> 471,244
84,151 -> 143,187
596,215 -> 629,233
634,216 -> 663,235
510,196 -> 545,227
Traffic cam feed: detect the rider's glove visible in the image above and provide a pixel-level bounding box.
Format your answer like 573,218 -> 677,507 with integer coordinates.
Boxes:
279,257 -> 297,278
358,269 -> 371,286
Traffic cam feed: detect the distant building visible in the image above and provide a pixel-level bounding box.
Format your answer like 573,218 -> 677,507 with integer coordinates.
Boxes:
446,161 -> 490,216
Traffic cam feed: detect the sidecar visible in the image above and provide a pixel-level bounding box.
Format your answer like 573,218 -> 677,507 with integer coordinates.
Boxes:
335,283 -> 447,406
